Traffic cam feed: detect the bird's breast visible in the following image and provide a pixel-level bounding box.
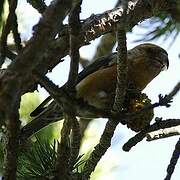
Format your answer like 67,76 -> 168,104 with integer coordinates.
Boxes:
76,65 -> 117,109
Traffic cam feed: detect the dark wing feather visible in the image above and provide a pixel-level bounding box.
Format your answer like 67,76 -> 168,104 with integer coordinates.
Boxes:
30,53 -> 117,117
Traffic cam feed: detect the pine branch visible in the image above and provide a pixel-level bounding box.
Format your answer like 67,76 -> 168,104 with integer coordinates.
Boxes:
147,126 -> 180,141
83,1 -> 129,178
123,119 -> 180,152
164,138 -> 180,180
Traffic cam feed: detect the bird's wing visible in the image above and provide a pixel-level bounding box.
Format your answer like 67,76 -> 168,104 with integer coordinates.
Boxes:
30,52 -> 117,117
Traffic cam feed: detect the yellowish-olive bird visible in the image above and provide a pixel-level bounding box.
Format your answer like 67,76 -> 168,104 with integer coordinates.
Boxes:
21,43 -> 169,139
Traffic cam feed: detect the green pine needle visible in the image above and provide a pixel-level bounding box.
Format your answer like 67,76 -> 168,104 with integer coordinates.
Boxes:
17,137 -> 85,179
134,12 -> 180,46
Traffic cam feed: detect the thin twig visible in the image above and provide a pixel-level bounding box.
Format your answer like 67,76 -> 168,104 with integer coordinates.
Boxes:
5,49 -> 17,60
0,0 -> 18,66
33,72 -> 74,109
123,119 -> 180,152
54,113 -> 71,179
125,81 -> 180,121
67,0 -> 82,89
164,138 -> 180,180
11,13 -> 22,52
69,117 -> 81,170
83,118 -> 120,178
165,81 -> 180,101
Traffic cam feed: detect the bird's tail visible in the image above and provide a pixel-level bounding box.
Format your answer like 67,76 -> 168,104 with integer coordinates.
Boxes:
20,103 -> 64,142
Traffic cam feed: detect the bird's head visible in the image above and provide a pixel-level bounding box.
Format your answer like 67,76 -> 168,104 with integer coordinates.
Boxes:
137,43 -> 168,69
127,43 -> 169,90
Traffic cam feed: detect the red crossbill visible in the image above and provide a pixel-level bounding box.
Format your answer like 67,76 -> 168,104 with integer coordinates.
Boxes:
21,43 -> 169,137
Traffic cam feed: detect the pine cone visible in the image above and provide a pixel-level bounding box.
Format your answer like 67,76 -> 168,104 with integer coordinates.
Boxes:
126,93 -> 154,132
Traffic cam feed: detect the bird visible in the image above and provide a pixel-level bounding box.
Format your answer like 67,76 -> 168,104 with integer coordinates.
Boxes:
20,43 -> 169,139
